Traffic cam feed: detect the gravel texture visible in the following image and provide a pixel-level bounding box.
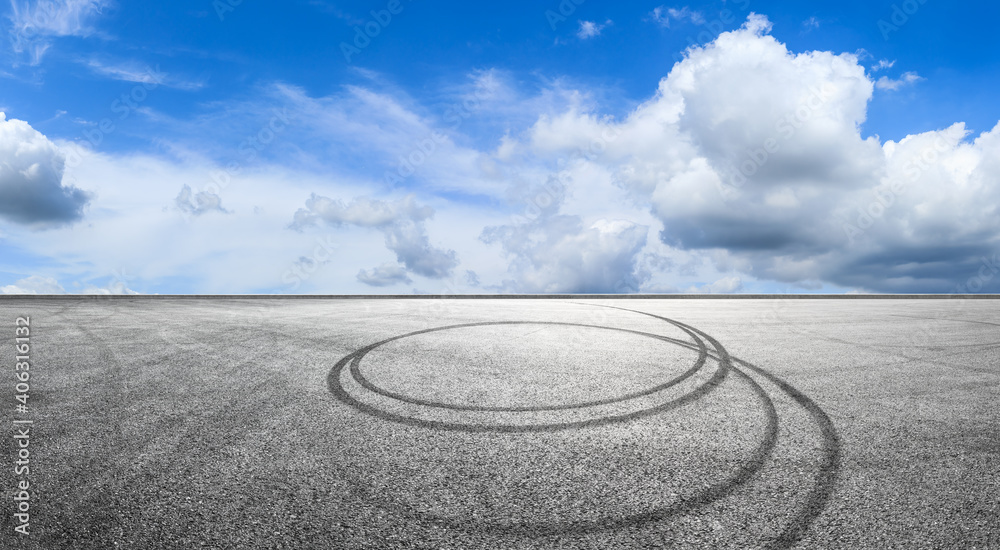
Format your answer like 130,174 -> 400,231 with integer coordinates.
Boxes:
0,298 -> 997,549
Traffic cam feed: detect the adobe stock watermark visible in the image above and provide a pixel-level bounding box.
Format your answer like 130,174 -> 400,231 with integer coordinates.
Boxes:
878,0 -> 930,40
716,83 -> 835,201
842,128 -> 962,243
382,86 -> 489,187
213,0 -> 245,21
13,314 -> 33,536
953,253 -> 1000,294
544,0 -> 587,31
340,0 -> 414,63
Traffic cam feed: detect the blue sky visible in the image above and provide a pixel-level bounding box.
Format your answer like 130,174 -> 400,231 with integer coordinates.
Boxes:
1,0 -> 999,294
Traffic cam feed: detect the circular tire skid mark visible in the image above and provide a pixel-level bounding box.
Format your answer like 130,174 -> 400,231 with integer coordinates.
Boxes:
335,321 -> 715,428
327,306 -> 840,549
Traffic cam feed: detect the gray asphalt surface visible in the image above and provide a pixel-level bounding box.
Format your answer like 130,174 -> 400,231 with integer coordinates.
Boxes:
0,298 -> 997,549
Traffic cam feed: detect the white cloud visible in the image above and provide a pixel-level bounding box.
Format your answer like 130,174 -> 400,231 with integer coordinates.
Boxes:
0,113 -> 92,228
84,60 -> 205,90
7,14 -> 999,295
481,173 -> 651,294
482,216 -> 649,293
80,281 -> 140,294
484,14 -> 1000,293
875,71 -> 923,91
357,263 -> 412,287
686,276 -> 743,294
802,16 -> 820,30
7,0 -> 111,65
0,75 -> 592,295
577,19 -> 611,39
871,59 -> 895,72
8,144 -> 398,294
1,273 -> 140,296
648,6 -> 705,27
290,194 -> 431,229
292,194 -> 459,280
175,184 -> 228,217
306,1 -> 367,26
1,275 -> 65,294
243,81 -> 510,198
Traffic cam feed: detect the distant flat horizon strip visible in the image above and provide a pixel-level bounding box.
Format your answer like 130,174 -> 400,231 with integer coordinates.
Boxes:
2,294 -> 999,299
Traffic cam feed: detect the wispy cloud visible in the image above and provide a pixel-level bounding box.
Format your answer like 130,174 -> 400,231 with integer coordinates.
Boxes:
84,59 -> 205,90
7,0 -> 111,65
870,59 -> 896,72
647,6 -> 705,28
576,19 -> 611,39
875,71 -> 923,91
307,1 -> 366,26
802,16 -> 820,31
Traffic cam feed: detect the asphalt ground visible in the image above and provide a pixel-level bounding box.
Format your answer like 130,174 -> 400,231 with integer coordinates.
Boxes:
0,298 -> 997,549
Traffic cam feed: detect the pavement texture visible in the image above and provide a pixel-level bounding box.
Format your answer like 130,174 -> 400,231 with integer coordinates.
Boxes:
0,298 -> 997,549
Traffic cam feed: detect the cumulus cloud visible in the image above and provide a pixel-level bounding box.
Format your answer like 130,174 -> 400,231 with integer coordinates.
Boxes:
618,16 -> 998,292
488,13 -> 1000,293
175,184 -> 229,216
383,222 -> 458,278
875,71 -> 923,91
357,263 -> 412,287
292,194 -> 458,280
608,14 -> 884,261
7,0 -> 110,64
577,19 -> 611,39
7,12 -> 998,295
1,275 -> 66,294
481,167 -> 649,294
0,113 -> 92,228
483,217 -> 648,293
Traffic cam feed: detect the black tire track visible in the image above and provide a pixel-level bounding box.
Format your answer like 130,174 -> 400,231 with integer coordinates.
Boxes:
327,304 -> 840,549
339,363 -> 778,538
348,321 -> 707,412
732,357 -> 841,550
329,319 -> 729,433
581,303 -> 841,549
